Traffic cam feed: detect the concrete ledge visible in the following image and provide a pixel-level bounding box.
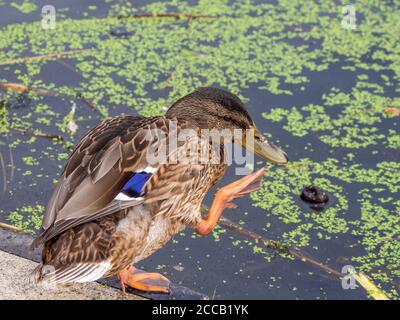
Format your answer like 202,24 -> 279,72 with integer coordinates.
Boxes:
0,250 -> 143,300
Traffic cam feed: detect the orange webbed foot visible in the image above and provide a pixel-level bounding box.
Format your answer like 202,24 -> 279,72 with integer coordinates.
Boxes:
117,266 -> 170,294
196,168 -> 266,236
220,167 -> 265,208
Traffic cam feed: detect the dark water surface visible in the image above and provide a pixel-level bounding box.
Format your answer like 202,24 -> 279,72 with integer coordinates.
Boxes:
0,0 -> 399,299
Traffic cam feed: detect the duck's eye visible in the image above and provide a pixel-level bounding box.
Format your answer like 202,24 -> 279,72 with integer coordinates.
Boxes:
223,115 -> 232,122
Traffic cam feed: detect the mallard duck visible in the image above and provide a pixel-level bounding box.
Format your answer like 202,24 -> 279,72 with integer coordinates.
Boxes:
31,87 -> 287,293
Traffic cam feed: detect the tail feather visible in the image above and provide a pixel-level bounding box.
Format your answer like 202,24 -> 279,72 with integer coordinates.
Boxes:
29,262 -> 111,287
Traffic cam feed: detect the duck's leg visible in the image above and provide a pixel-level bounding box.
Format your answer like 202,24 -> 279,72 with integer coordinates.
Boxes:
196,168 -> 265,236
117,266 -> 170,293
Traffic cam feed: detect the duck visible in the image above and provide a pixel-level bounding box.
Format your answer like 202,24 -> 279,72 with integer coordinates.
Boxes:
31,87 -> 288,293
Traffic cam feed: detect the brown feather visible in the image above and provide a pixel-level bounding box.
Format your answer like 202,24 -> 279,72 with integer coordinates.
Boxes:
32,116 -> 162,248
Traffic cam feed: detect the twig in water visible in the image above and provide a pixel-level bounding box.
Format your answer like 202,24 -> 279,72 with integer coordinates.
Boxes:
0,82 -> 57,96
10,127 -> 64,141
0,222 -> 23,233
0,48 -> 94,66
211,286 -> 218,300
0,83 -> 28,93
0,152 -> 6,193
76,92 -> 104,117
55,60 -> 104,117
116,13 -> 219,21
200,204 -> 388,299
218,214 -> 344,278
384,107 -> 400,116
8,146 -> 14,184
56,60 -> 80,74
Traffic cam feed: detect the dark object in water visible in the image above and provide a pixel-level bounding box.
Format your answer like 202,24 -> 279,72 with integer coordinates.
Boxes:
300,186 -> 329,204
109,27 -> 134,38
1,94 -> 32,110
9,93 -> 32,109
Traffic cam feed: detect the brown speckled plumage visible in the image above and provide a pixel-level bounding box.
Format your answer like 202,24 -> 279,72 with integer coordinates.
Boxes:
31,87 -> 260,285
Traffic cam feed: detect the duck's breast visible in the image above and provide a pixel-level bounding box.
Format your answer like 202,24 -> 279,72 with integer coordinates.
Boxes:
112,205 -> 185,266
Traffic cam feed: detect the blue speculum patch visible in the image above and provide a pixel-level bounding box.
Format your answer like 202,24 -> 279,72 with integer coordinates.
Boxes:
121,172 -> 152,198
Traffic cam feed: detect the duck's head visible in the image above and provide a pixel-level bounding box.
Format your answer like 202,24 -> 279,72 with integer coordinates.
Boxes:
166,87 -> 288,164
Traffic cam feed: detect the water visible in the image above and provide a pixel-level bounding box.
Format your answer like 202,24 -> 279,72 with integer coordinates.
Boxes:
0,0 -> 399,299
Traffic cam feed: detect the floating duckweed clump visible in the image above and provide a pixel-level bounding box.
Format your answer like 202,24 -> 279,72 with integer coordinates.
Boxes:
10,0 -> 37,14
263,88 -> 400,148
6,204 -> 44,234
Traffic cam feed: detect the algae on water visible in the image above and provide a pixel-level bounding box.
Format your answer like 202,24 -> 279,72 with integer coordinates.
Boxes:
0,0 -> 398,299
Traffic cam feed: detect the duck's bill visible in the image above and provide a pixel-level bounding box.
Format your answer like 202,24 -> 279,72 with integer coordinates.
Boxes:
241,130 -> 288,164
252,138 -> 288,164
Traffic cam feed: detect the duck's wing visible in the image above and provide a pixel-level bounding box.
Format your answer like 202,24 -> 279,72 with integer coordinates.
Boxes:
32,115 -> 172,248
